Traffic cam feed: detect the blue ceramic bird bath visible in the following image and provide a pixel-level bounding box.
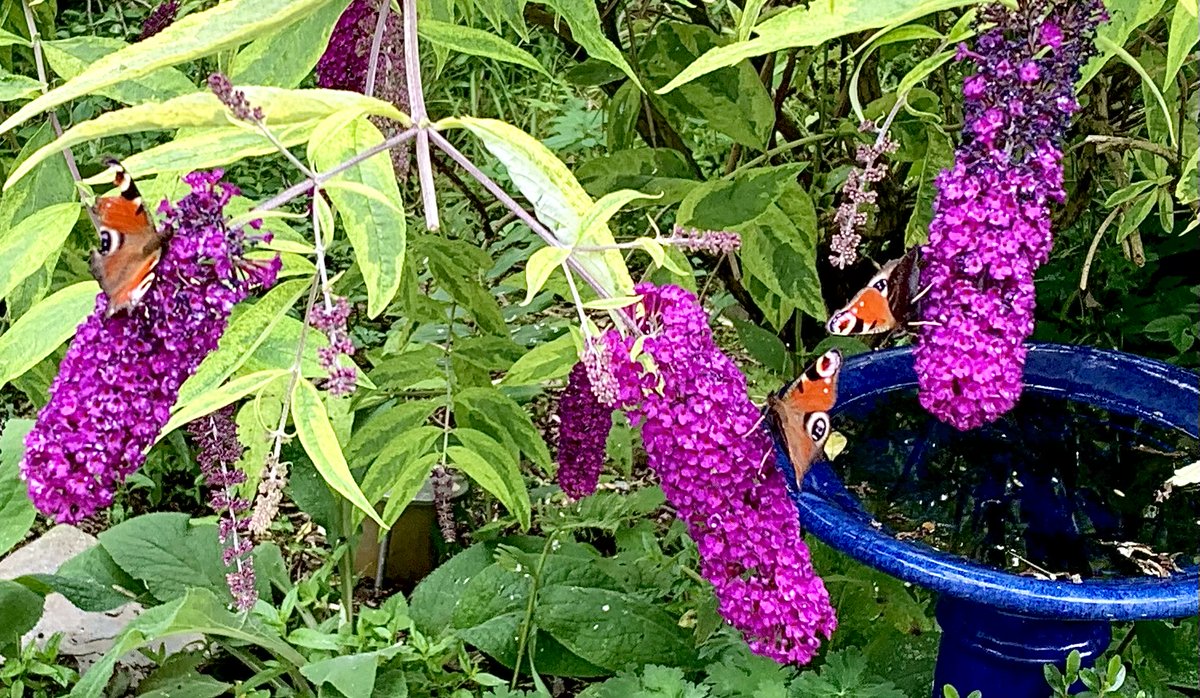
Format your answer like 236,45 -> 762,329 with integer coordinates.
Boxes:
772,343 -> 1199,698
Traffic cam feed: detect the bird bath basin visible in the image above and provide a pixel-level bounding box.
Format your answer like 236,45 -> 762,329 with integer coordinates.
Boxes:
772,343 -> 1198,697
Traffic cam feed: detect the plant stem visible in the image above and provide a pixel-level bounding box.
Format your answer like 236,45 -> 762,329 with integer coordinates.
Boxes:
511,532 -> 559,690
364,0 -> 393,99
401,0 -> 440,230
339,500 -> 357,628
254,127 -> 419,213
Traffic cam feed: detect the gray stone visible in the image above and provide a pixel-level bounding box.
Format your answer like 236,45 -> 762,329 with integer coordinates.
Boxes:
0,524 -> 200,671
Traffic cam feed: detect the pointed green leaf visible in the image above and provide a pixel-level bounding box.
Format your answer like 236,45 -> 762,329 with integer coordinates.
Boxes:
453,387 -> 553,472
292,379 -> 386,527
437,115 -> 633,297
501,332 -> 579,386
0,202 -> 80,300
160,369 -> 289,438
176,279 -> 310,409
41,37 -> 195,105
1165,0 -> 1199,90
418,19 -> 548,75
657,0 -> 978,93
0,281 -> 98,389
0,419 -> 35,556
539,0 -> 641,89
229,0 -> 352,88
6,87 -> 405,189
523,245 -> 572,305
0,70 -> 44,102
448,429 -> 531,530
311,117 -> 407,318
0,0 -> 350,136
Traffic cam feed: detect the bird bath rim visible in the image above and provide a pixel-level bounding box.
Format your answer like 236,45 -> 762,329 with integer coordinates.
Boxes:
775,342 -> 1199,621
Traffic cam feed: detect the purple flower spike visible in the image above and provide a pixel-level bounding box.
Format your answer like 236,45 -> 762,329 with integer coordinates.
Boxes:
555,363 -> 613,499
21,171 -> 279,524
138,0 -> 178,41
915,0 -> 1104,430
601,284 -> 836,664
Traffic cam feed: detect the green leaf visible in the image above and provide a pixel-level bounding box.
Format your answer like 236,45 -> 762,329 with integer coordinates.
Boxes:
437,116 -> 634,298
0,419 -> 35,556
98,514 -> 230,604
311,117 -> 407,318
292,379 -> 386,527
410,542 -> 497,636
96,121 -> 318,183
0,202 -> 80,301
1098,36 -> 1176,146
678,165 -> 803,230
1177,147 -> 1199,204
502,333 -> 580,386
1165,0 -> 1199,90
6,87 -> 405,189
605,80 -> 641,150
18,571 -> 136,613
454,387 -> 553,473
1078,0 -> 1167,87
577,189 -> 660,245
789,650 -> 906,698
896,49 -> 955,103
657,0 -> 977,93
0,579 -> 44,646
448,430 -> 531,530
300,653 -> 380,698
730,317 -> 788,374
905,127 -> 954,246
347,400 -> 440,465
0,281 -> 98,389
535,585 -> 695,671
0,70 -> 43,102
523,245 -> 572,305
41,37 -> 194,105
577,148 -> 698,206
175,279 -> 309,410
0,28 -> 30,47
641,22 -> 776,149
419,19 -> 548,75
359,426 -> 441,510
54,543 -> 149,610
0,0 -> 351,136
538,0 -> 641,89
1116,191 -> 1158,241
160,369 -> 288,438
230,0 -> 352,88
135,672 -> 232,698
69,588 -> 304,698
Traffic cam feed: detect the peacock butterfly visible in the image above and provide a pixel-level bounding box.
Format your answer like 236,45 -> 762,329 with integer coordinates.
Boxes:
89,160 -> 166,317
826,247 -> 928,336
766,348 -> 841,489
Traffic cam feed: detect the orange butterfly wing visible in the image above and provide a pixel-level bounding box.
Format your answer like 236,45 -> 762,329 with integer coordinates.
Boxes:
767,348 -> 841,489
89,162 -> 165,317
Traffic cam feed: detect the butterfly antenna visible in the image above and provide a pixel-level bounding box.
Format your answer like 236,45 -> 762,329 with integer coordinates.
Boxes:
911,282 -> 934,304
740,410 -> 768,438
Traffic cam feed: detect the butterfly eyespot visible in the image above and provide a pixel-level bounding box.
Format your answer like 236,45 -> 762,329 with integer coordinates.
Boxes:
805,412 -> 830,442
98,229 -> 121,255
814,349 -> 842,377
871,278 -> 889,293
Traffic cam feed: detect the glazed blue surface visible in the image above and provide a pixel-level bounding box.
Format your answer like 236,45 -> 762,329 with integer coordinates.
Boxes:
771,342 -> 1199,620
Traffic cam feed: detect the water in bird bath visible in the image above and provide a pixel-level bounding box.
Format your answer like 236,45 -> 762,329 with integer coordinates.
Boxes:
830,390 -> 1199,580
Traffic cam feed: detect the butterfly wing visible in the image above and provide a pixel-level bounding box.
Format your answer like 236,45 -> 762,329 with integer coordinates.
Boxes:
767,348 -> 841,489
767,397 -> 831,489
883,247 -> 922,329
775,348 -> 842,413
826,272 -> 896,335
89,161 -> 165,317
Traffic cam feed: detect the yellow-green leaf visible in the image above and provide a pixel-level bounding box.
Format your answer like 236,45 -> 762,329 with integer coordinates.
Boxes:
657,0 -> 978,93
176,279 -> 310,409
310,117 -> 406,318
0,0 -> 350,136
418,19 -> 548,75
41,37 -> 195,105
160,369 -> 288,439
448,429 -> 531,530
582,294 -> 642,310
229,0 -> 352,88
540,0 -> 642,89
0,71 -> 43,102
436,115 -> 634,297
501,332 -> 579,387
0,203 -> 80,300
523,245 -> 571,305
6,87 -> 406,190
576,189 -> 660,246
0,281 -> 98,389
1164,0 -> 1199,90
83,121 -> 319,184
292,379 -> 386,527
